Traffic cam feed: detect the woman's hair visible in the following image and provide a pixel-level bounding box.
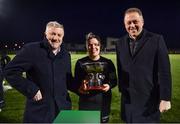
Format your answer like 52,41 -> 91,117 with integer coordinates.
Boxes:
86,32 -> 101,49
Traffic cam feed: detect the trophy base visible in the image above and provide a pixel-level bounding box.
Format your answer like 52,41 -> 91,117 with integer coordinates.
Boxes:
87,86 -> 105,91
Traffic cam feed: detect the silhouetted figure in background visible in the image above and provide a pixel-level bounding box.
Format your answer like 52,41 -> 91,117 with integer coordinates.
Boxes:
0,51 -> 11,70
0,63 -> 4,112
0,51 -> 11,111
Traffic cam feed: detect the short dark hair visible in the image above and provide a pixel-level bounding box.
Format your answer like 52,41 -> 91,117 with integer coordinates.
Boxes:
124,7 -> 144,23
86,32 -> 101,48
124,7 -> 143,17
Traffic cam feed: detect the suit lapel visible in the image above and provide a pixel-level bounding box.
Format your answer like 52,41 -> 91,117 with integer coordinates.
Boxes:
124,35 -> 133,60
132,30 -> 149,59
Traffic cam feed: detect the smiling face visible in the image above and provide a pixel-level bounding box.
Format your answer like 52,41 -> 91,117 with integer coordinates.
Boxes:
45,26 -> 64,50
124,11 -> 144,40
87,38 -> 101,60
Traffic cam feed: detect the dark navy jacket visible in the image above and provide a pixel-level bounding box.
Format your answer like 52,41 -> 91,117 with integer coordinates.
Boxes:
4,39 -> 73,122
116,29 -> 172,123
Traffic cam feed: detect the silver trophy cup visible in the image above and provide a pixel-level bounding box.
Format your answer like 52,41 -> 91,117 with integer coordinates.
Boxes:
82,62 -> 107,90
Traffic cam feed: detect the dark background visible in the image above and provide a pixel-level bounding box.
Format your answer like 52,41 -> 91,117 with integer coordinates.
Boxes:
0,0 -> 180,48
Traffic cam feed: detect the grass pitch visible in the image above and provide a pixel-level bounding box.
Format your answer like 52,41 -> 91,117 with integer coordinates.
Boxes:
0,54 -> 179,123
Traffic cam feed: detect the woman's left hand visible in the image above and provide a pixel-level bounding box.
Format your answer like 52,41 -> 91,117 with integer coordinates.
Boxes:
102,84 -> 110,92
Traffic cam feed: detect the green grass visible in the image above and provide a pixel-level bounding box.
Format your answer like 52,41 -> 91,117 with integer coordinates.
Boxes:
0,54 -> 180,123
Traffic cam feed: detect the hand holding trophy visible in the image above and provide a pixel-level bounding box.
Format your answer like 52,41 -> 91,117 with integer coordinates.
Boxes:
78,80 -> 89,94
101,84 -> 110,92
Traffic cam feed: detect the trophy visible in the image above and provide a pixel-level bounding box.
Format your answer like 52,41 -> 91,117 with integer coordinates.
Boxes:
82,62 -> 107,91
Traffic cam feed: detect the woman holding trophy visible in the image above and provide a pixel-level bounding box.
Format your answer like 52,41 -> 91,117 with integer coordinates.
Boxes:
74,33 -> 117,123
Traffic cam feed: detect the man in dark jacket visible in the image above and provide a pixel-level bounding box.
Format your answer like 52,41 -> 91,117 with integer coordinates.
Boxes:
4,21 -> 74,122
116,8 -> 172,123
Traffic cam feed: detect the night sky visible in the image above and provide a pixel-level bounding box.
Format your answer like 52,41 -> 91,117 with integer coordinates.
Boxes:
0,0 -> 180,48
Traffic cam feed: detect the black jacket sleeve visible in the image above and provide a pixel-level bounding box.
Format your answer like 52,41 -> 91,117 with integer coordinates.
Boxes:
4,45 -> 39,99
158,35 -> 172,101
73,60 -> 84,94
66,53 -> 79,93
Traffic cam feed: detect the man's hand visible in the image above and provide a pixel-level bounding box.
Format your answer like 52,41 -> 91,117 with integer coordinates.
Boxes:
33,90 -> 42,101
159,100 -> 171,113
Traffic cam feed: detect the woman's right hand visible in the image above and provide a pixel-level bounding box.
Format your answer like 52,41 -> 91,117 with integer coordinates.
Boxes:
78,80 -> 89,94
33,90 -> 42,101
